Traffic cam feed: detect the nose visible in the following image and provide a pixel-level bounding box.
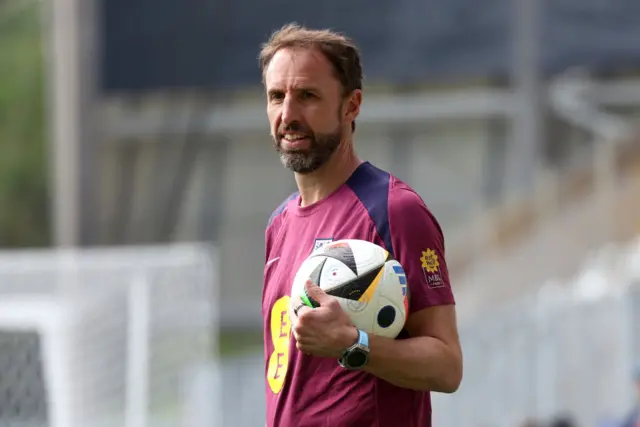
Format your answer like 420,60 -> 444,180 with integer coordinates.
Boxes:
280,94 -> 300,127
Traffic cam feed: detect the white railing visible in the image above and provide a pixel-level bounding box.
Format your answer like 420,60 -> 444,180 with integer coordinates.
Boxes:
433,235 -> 640,427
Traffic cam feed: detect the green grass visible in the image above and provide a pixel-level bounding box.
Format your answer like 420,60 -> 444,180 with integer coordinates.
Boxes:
0,1 -> 50,247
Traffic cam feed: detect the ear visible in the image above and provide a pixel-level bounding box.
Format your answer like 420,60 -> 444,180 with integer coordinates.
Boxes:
343,89 -> 362,126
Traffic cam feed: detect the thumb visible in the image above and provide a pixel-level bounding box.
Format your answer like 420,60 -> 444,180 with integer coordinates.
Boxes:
303,279 -> 329,308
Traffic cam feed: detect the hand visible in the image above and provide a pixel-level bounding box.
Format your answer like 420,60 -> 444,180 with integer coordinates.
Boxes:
291,280 -> 359,358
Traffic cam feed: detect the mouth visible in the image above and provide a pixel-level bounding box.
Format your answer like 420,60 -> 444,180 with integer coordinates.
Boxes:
280,133 -> 311,150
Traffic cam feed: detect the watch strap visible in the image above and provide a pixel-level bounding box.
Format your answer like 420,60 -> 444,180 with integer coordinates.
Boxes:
356,328 -> 369,349
338,329 -> 369,369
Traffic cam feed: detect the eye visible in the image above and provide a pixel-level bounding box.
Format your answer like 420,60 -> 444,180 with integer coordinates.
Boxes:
269,91 -> 284,103
300,91 -> 315,100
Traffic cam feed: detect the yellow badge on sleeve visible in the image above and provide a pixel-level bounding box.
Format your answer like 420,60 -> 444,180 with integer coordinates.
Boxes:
420,249 -> 445,289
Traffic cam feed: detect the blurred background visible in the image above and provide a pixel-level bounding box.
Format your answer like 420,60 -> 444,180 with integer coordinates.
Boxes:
1,0 -> 640,426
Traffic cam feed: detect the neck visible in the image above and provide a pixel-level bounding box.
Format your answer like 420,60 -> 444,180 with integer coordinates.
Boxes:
295,141 -> 362,207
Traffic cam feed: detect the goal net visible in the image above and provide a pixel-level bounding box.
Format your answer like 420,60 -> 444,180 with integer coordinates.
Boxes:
0,244 -> 219,427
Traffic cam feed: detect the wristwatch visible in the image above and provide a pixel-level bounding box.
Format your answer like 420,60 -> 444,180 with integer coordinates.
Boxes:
338,329 -> 370,370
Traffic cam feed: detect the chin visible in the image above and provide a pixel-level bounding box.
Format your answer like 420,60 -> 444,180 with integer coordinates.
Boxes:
281,155 -> 322,174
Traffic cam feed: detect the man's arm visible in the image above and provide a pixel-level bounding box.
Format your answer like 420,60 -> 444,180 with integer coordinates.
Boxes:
360,185 -> 462,392
360,305 -> 462,392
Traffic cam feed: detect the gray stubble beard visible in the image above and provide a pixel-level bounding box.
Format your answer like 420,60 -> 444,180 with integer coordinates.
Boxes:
276,128 -> 342,174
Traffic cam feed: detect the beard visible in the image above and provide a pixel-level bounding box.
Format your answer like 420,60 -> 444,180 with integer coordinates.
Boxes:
272,121 -> 342,174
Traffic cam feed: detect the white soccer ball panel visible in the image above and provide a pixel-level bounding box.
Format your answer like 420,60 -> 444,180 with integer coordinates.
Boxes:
316,257 -> 358,292
317,239 -> 388,276
336,297 -> 378,334
291,255 -> 358,298
342,239 -> 388,275
291,255 -> 323,298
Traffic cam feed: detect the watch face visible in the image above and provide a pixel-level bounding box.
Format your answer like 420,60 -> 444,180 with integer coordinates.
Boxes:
347,350 -> 368,368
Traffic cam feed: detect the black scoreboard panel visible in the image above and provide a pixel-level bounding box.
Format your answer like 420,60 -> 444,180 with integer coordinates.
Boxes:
100,0 -> 640,93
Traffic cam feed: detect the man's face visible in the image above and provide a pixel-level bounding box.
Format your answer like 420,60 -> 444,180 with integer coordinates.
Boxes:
264,47 -> 358,174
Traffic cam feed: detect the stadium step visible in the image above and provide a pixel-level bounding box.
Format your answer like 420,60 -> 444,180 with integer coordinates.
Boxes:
449,133 -> 640,317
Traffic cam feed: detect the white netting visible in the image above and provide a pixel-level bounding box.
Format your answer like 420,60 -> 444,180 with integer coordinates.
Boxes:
0,244 -> 219,427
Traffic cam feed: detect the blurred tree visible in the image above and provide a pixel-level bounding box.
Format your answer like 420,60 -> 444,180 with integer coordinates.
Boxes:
0,0 -> 50,247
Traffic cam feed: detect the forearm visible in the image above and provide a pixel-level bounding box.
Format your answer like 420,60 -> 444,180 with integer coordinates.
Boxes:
363,334 -> 462,393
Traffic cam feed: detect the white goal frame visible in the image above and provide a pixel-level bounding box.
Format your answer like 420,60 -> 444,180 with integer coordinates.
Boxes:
0,243 -> 220,427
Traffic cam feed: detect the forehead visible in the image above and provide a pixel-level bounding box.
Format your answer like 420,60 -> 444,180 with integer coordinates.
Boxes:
264,47 -> 340,91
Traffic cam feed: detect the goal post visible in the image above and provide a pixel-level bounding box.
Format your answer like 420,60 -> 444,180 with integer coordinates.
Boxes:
0,243 -> 220,427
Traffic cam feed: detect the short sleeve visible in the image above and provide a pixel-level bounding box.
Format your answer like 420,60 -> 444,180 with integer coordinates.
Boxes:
265,192 -> 298,263
388,188 -> 455,313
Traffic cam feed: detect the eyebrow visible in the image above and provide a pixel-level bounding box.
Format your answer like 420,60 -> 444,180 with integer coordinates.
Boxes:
267,86 -> 320,96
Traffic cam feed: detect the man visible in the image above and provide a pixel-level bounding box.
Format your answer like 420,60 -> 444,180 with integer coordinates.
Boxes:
261,23 -> 463,427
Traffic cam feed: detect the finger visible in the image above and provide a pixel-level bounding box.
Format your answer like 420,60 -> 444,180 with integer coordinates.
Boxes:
303,280 -> 331,307
292,322 -> 308,339
296,304 -> 313,318
294,333 -> 313,347
291,325 -> 301,342
295,338 -> 317,353
292,324 -> 313,346
296,341 -> 310,354
291,299 -> 312,320
289,291 -> 308,319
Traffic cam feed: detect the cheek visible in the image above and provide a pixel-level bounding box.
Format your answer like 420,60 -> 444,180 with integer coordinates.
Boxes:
306,107 -> 338,132
267,110 -> 280,134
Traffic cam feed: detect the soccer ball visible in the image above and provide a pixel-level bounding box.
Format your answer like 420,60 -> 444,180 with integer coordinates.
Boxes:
290,239 -> 409,338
